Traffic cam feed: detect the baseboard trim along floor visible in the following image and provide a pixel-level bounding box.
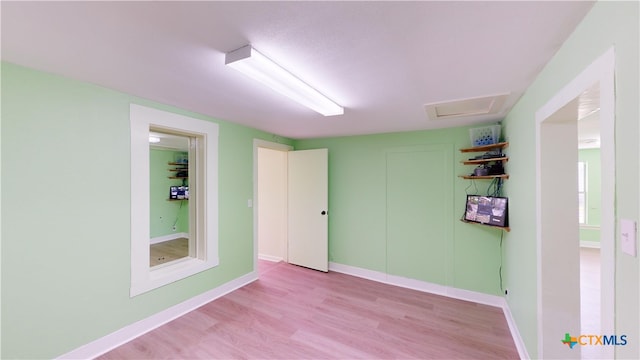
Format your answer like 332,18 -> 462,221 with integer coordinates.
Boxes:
59,262 -> 529,359
150,232 -> 189,245
329,261 -> 529,359
258,253 -> 284,262
56,271 -> 259,359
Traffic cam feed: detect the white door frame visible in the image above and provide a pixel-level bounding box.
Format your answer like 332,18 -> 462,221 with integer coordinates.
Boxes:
535,47 -> 615,358
253,139 -> 293,273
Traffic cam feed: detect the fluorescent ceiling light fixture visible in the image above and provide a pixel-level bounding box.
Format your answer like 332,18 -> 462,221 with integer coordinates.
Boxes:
149,135 -> 161,143
225,45 -> 344,116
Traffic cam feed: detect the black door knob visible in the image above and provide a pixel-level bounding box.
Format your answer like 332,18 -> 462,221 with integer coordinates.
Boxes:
321,210 -> 327,215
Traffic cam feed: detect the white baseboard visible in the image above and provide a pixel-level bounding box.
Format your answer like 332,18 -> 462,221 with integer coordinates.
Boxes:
329,262 -> 504,307
329,262 -> 529,359
150,232 -> 189,245
57,271 -> 258,359
579,225 -> 601,231
58,262 -> 529,359
580,240 -> 601,249
501,298 -> 531,359
258,254 -> 283,262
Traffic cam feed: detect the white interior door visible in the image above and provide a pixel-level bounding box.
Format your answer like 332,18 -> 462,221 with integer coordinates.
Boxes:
287,148 -> 328,272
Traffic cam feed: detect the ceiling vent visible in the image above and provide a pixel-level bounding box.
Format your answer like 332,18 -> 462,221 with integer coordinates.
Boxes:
425,94 -> 509,121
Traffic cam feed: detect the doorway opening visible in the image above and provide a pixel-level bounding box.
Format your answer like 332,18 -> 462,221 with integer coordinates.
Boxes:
535,48 -> 615,359
253,140 -> 292,274
577,89 -> 603,359
253,140 -> 330,275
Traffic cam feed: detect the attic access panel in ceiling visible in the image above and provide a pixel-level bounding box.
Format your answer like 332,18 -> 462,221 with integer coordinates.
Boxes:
425,94 -> 509,121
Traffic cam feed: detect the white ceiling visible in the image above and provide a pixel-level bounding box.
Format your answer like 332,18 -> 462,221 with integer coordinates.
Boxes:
1,1 -> 595,139
150,131 -> 190,151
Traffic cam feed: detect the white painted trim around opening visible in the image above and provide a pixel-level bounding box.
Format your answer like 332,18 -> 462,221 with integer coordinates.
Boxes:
535,47 -> 615,359
130,104 -> 220,297
57,271 -> 258,360
329,262 -> 529,359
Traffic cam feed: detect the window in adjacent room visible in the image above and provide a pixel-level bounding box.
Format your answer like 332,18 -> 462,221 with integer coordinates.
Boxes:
578,161 -> 587,224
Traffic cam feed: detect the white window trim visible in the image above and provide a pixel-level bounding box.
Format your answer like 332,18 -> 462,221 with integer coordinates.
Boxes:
130,104 -> 219,297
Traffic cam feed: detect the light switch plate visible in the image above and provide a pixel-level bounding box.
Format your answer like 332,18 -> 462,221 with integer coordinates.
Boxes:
620,219 -> 637,257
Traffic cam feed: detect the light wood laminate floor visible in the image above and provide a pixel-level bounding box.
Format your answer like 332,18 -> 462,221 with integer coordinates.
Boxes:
100,261 -> 519,359
150,238 -> 188,267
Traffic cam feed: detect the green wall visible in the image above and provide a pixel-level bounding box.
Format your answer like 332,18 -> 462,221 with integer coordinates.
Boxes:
295,126 -> 506,296
501,1 -> 639,358
0,62 -> 293,358
150,149 -> 189,238
579,148 -> 601,244
2,2 -> 638,359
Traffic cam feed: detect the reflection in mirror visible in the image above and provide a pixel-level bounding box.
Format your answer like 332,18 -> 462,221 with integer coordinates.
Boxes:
149,131 -> 191,267
130,103 -> 218,297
